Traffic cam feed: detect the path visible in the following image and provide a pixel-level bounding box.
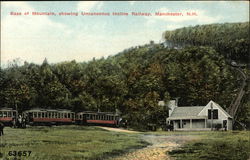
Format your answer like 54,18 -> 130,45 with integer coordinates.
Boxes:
98,127 -> 140,133
99,127 -> 198,160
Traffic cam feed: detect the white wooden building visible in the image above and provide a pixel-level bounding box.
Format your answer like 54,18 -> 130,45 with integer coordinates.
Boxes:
166,100 -> 233,131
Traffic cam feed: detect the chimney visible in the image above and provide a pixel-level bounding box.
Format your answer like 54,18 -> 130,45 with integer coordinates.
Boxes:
168,100 -> 178,117
175,97 -> 179,106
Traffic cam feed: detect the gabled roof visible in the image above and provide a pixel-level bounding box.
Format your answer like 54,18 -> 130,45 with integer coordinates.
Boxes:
168,106 -> 204,120
167,100 -> 233,120
198,100 -> 232,118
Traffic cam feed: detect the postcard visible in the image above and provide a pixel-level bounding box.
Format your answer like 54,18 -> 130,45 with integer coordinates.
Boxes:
0,1 -> 249,160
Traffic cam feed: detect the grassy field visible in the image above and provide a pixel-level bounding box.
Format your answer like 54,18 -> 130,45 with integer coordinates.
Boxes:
0,126 -> 249,160
168,131 -> 250,160
0,126 -> 147,160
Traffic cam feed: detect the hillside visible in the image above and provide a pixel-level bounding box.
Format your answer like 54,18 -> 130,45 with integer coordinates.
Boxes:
0,22 -> 249,129
164,22 -> 249,63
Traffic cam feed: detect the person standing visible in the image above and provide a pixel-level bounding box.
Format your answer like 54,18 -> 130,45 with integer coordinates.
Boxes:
0,122 -> 4,136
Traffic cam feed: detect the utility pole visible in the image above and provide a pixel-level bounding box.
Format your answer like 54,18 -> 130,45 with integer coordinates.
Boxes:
211,102 -> 213,131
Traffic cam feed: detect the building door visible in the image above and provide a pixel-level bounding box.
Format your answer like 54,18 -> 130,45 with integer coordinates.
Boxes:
178,121 -> 181,128
223,120 -> 227,131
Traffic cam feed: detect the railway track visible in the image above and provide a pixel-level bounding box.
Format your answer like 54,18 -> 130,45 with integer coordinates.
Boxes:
227,66 -> 248,125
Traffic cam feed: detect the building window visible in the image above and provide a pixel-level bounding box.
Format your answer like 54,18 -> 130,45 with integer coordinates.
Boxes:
208,109 -> 218,119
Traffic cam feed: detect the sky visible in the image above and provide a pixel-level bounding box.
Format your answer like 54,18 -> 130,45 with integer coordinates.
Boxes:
1,1 -> 249,67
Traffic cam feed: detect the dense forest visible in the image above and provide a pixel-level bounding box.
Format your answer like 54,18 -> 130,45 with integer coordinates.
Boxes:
0,22 -> 249,129
164,22 -> 249,63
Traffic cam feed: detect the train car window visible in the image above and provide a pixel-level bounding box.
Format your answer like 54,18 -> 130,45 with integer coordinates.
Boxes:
0,111 -> 2,117
34,112 -> 37,118
38,112 -> 41,118
64,113 -> 67,118
89,115 -> 92,120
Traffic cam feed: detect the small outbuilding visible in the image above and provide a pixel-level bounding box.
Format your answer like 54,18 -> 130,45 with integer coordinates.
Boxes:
166,100 -> 233,131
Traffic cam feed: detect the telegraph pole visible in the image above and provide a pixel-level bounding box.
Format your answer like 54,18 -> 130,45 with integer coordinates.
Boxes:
211,102 -> 213,131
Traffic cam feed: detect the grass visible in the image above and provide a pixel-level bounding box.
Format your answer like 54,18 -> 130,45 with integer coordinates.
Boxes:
1,126 -> 249,160
0,125 -> 148,160
168,131 -> 250,160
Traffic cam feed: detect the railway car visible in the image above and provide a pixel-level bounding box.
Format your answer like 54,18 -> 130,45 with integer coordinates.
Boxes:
76,111 -> 120,127
23,109 -> 75,126
0,108 -> 17,126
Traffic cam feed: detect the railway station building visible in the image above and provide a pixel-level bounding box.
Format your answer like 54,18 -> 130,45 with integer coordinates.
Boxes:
166,100 -> 233,131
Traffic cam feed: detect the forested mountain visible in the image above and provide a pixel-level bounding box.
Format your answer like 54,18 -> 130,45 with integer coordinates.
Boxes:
164,22 -> 249,63
0,22 -> 249,129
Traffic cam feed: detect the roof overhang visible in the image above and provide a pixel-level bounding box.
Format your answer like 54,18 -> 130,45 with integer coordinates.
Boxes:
167,116 -> 207,120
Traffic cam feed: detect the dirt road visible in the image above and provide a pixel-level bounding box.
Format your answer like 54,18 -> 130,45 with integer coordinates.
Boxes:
100,127 -> 198,160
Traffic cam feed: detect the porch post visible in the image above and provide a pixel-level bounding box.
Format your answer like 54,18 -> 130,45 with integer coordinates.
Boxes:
205,118 -> 207,128
180,119 -> 182,128
190,119 -> 192,128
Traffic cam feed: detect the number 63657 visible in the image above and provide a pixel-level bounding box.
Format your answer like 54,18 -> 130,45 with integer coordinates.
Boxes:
8,151 -> 32,157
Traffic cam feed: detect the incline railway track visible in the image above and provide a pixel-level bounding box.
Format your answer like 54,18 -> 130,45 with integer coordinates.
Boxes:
227,64 -> 248,125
